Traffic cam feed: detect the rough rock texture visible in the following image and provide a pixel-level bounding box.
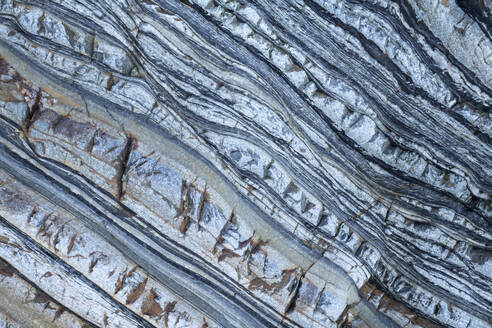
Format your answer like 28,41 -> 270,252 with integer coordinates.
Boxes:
0,0 -> 490,327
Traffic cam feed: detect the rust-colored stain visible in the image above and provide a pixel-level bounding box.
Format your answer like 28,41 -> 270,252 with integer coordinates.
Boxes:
67,234 -> 77,254
0,235 -> 26,252
126,278 -> 148,305
0,56 -> 8,75
0,259 -> 13,277
179,215 -> 190,234
31,289 -> 57,311
88,251 -> 108,274
141,288 -> 164,317
217,247 -> 240,262
53,307 -> 64,322
163,301 -> 177,328
248,268 -> 298,294
114,267 -> 129,294
114,266 -> 138,294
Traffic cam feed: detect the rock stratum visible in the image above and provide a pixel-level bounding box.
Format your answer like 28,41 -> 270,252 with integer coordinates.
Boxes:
0,0 -> 490,327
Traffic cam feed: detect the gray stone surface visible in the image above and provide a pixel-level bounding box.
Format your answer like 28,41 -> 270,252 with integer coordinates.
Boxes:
0,0 -> 490,327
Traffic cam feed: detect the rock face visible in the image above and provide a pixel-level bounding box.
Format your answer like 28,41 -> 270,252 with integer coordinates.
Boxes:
0,0 -> 490,327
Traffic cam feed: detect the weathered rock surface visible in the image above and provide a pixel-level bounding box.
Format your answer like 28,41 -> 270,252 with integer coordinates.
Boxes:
0,0 -> 490,327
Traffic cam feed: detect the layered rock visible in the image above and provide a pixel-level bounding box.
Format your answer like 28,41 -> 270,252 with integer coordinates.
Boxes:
0,0 -> 490,327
